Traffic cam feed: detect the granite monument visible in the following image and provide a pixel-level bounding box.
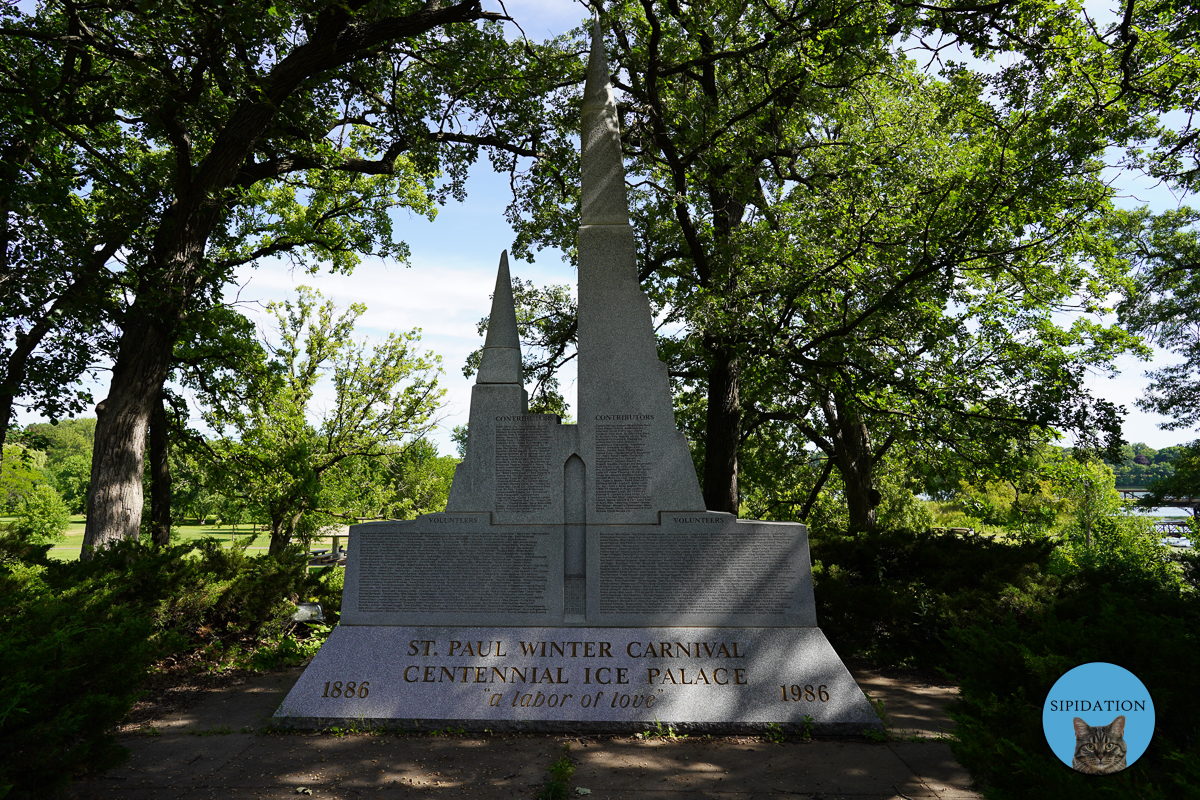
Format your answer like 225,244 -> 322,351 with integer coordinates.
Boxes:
274,19 -> 880,734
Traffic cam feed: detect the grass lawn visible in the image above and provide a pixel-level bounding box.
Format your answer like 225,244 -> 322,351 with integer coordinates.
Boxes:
1,515 -> 348,562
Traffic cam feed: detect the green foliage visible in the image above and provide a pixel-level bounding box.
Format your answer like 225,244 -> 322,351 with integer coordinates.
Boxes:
810,520 -> 1199,797
1050,456 -> 1124,547
1142,440 -> 1200,507
1116,208 -> 1200,428
384,439 -> 456,520
1106,441 -> 1182,487
0,536 -> 330,799
195,287 -> 444,555
16,419 -> 96,514
538,744 -> 576,800
1050,515 -> 1183,592
811,527 -> 1057,668
942,446 -> 1142,540
0,444 -> 49,511
946,558 -> 1200,799
9,484 -> 70,543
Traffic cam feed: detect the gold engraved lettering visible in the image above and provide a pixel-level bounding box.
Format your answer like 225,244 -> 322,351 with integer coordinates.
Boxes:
609,692 -> 656,708
781,684 -> 830,702
321,680 -> 369,698
509,690 -> 574,708
630,640 -> 742,659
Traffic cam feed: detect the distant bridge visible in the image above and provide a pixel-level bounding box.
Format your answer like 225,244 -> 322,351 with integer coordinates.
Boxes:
1117,487 -> 1198,514
1153,518 -> 1192,535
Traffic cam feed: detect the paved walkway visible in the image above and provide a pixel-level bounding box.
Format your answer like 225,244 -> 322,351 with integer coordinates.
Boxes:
68,665 -> 979,800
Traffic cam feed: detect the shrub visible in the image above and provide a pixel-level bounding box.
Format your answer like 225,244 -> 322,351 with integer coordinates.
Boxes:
9,485 -> 70,543
946,566 -> 1200,799
0,535 -> 330,799
810,526 -> 1056,668
1050,514 -> 1183,591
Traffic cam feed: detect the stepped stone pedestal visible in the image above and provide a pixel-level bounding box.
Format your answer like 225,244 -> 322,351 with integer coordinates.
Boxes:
274,19 -> 880,735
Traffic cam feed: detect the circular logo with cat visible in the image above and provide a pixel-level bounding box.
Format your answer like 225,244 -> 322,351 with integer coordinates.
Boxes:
1042,662 -> 1154,774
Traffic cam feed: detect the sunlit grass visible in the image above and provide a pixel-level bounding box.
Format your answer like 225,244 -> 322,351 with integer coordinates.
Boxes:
1,514 -> 346,562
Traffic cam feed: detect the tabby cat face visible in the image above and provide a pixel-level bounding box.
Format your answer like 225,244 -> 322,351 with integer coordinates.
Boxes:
1072,715 -> 1128,775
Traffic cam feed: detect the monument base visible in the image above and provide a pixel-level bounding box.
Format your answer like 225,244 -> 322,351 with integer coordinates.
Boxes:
273,625 -> 882,734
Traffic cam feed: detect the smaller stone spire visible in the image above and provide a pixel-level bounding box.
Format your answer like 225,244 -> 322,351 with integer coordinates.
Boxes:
581,15 -> 629,226
475,250 -> 523,384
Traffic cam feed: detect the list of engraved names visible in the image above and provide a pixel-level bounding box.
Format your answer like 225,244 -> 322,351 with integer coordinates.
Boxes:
597,527 -> 795,615
495,416 -> 553,513
358,531 -> 549,614
595,418 -> 652,512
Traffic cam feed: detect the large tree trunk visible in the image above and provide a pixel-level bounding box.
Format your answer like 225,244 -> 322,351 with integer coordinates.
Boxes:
703,349 -> 741,513
80,320 -> 175,558
149,394 -> 172,546
822,394 -> 879,531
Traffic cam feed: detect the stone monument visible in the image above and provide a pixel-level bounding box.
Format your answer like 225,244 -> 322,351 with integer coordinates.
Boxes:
274,20 -> 880,734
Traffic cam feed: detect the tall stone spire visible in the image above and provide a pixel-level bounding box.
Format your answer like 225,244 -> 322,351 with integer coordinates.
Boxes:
581,16 -> 629,226
576,17 -> 706,521
475,250 -> 523,385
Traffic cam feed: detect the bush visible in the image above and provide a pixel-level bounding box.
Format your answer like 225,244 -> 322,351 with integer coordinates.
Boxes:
9,485 -> 70,542
811,523 -> 1200,797
946,566 -> 1200,799
811,526 -> 1056,668
0,535 -> 332,799
1050,514 -> 1184,591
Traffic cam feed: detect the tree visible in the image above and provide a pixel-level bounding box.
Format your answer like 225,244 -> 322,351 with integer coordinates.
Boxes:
509,5 -> 1139,526
191,287 -> 443,557
0,443 -> 50,511
1,0 -> 573,555
1053,456 -> 1124,548
1141,440 -> 1200,508
382,437 -> 457,519
17,418 -> 96,513
8,484 -> 72,544
1113,207 -> 1200,428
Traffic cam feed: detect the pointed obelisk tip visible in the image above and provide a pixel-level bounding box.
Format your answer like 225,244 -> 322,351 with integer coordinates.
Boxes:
584,16 -> 609,109
580,13 -> 629,226
476,250 -> 523,384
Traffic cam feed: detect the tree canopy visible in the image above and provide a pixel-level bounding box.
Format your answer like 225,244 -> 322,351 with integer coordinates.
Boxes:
504,1 -> 1151,526
0,0 -> 575,552
187,287 -> 444,557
